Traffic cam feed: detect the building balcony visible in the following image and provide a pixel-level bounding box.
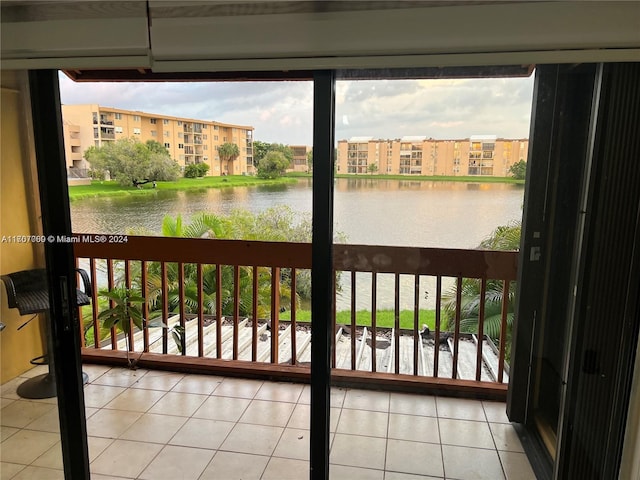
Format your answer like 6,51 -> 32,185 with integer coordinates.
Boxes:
9,237 -> 528,475
74,236 -> 515,401
101,133 -> 115,140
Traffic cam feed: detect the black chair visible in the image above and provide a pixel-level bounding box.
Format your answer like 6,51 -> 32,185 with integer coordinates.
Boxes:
1,268 -> 91,399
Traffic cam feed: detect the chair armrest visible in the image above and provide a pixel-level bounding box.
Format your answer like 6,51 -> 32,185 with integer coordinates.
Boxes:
76,268 -> 92,298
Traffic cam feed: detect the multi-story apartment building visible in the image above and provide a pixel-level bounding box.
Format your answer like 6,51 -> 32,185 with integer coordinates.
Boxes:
289,145 -> 312,172
337,136 -> 528,177
61,104 -> 254,177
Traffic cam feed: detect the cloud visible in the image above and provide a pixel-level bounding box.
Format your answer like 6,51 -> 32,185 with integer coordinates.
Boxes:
59,71 -> 534,144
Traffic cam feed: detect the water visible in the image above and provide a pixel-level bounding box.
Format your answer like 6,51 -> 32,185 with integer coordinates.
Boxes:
71,178 -> 524,310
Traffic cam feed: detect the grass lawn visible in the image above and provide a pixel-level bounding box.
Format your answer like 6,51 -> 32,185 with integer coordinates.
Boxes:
287,172 -> 524,184
280,309 -> 438,331
68,176 -> 297,201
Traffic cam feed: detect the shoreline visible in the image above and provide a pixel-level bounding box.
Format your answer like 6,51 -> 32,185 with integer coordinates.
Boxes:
68,176 -> 298,201
68,173 -> 523,201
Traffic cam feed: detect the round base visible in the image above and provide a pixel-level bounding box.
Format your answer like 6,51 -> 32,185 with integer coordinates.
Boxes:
16,373 -> 56,399
16,371 -> 90,399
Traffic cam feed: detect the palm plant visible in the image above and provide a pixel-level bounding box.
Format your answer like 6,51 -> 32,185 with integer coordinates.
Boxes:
97,286 -> 146,368
97,286 -> 185,367
441,221 -> 521,360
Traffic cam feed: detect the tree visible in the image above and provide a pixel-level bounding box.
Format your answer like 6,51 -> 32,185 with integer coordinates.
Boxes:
218,142 -> 240,175
184,162 -> 210,178
367,163 -> 378,175
267,143 -> 294,165
256,151 -> 290,179
85,138 -> 180,186
509,159 -> 527,180
252,141 -> 294,168
252,140 -> 271,165
307,150 -> 313,172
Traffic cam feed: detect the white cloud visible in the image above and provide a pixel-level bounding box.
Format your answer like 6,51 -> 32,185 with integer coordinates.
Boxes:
59,71 -> 534,145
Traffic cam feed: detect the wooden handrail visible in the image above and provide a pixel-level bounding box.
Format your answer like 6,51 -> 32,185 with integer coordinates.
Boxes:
74,235 -> 517,280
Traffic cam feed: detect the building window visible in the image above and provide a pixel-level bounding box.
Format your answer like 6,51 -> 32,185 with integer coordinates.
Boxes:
202,124 -> 207,129
151,130 -> 157,137
204,156 -> 208,160
163,119 -> 169,125
204,145 -> 208,150
203,134 -> 207,140
114,113 -> 122,120
115,126 -> 123,133
93,127 -> 99,137
214,125 -> 219,130
223,137 -> 227,142
178,132 -> 183,137
95,140 -> 100,147
133,128 -> 141,135
178,143 -> 184,149
164,131 -> 170,137
214,135 -> 219,141
133,115 -> 140,122
150,118 -> 157,124
177,121 -> 183,126
164,143 -> 170,148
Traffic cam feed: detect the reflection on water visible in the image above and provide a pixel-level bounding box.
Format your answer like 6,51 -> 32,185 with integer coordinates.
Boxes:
71,178 -> 524,310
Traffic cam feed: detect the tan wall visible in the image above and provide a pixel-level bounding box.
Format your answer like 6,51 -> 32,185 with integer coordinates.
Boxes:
1,71 -> 46,382
61,104 -> 98,168
63,122 -> 84,169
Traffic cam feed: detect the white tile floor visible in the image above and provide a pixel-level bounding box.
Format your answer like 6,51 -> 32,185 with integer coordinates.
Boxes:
1,364 -> 537,479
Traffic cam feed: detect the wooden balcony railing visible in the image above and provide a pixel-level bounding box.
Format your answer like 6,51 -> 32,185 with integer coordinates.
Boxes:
75,235 -> 517,400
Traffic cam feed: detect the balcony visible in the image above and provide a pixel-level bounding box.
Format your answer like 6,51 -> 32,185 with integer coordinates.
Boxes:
75,236 -> 515,400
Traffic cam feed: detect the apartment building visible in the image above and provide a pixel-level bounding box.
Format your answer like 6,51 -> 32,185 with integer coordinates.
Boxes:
289,145 -> 312,172
61,104 -> 254,176
337,135 -> 528,177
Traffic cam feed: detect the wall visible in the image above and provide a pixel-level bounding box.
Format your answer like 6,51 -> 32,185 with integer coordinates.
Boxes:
0,71 -> 46,382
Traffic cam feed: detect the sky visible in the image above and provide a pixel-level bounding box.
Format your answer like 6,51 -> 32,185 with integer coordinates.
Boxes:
59,71 -> 535,145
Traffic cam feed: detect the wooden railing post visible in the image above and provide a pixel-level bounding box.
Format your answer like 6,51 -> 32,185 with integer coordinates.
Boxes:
271,267 -> 280,363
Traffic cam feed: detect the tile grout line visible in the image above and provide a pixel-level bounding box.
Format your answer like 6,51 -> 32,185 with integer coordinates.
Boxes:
482,401 -> 509,480
435,395 -> 448,480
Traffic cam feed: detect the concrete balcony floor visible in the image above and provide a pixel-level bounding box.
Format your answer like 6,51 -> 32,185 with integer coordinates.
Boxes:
1,364 -> 535,479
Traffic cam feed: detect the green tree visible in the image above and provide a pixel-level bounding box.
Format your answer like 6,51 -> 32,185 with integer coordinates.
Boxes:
256,151 -> 290,179
509,159 -> 527,180
218,142 -> 240,175
184,162 -> 210,178
307,150 -> 313,172
252,140 -> 271,165
267,143 -> 294,165
367,163 -> 378,175
252,141 -> 294,168
145,139 -> 169,155
85,138 -> 179,186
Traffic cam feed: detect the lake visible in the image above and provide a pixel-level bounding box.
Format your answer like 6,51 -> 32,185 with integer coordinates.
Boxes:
71,178 -> 524,310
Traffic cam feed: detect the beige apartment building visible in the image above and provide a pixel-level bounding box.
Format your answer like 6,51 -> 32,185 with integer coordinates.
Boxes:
62,104 -> 254,177
337,135 -> 528,177
289,145 -> 312,172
